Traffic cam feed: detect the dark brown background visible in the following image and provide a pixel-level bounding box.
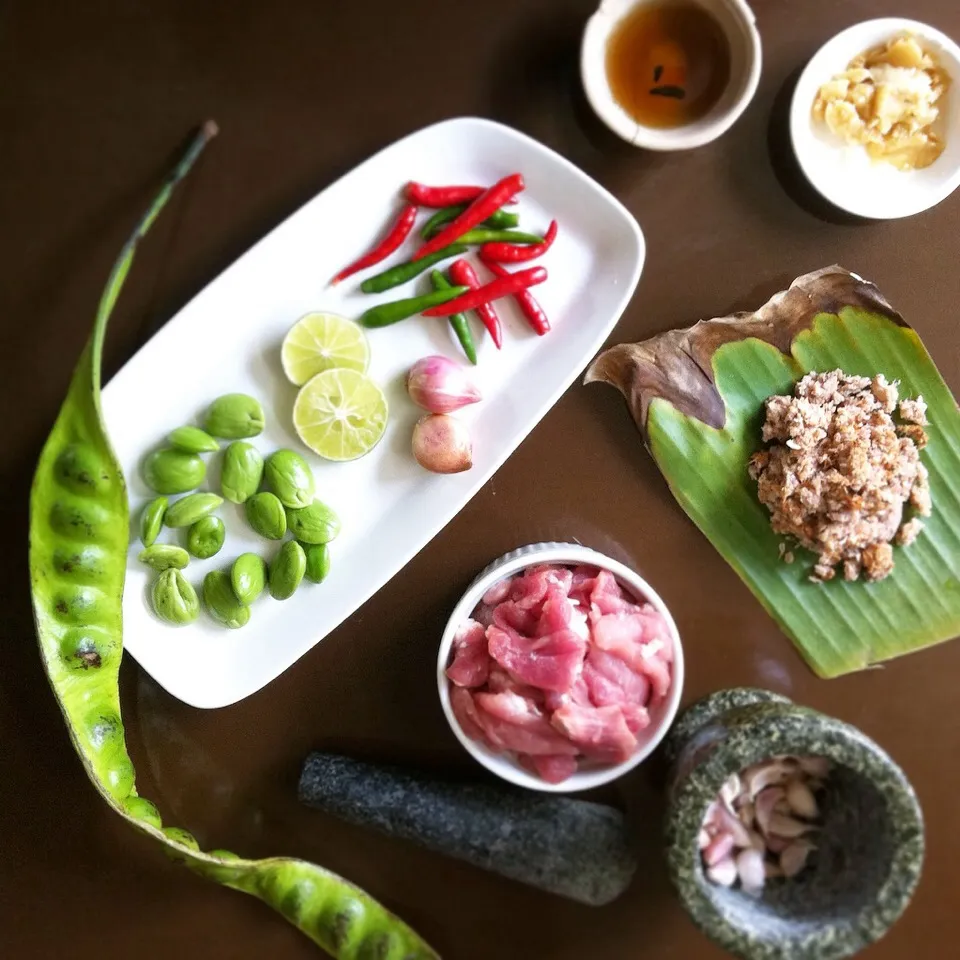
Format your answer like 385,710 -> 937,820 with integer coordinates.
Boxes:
2,1 -> 958,957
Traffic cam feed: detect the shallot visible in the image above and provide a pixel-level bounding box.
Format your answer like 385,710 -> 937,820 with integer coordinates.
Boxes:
412,414 -> 473,474
699,755 -> 831,894
406,355 -> 482,414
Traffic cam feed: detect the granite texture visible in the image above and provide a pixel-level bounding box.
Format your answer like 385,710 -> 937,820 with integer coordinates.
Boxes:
299,753 -> 636,906
664,689 -> 924,960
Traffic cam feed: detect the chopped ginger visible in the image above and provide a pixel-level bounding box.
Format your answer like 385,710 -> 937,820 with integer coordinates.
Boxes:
812,34 -> 950,170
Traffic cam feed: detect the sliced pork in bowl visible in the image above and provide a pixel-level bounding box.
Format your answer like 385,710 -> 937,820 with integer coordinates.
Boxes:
438,543 -> 684,793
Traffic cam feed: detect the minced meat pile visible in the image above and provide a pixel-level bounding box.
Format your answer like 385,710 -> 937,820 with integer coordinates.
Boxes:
748,370 -> 931,583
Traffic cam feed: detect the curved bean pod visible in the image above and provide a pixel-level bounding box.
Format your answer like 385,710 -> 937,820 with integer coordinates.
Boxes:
27,122 -> 438,960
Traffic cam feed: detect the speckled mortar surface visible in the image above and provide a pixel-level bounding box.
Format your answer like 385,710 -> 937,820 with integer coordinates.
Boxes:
664,688 -> 924,960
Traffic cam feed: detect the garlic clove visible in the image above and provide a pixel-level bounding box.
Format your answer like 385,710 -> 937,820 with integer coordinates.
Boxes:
715,802 -> 753,848
706,856 -> 738,887
786,780 -> 819,819
703,832 -> 736,867
766,811 -> 814,839
747,830 -> 766,851
744,760 -> 793,799
765,833 -> 792,854
754,786 -> 787,836
780,839 -> 816,878
736,848 -> 766,895
719,773 -> 742,808
798,756 -> 832,778
764,861 -> 785,879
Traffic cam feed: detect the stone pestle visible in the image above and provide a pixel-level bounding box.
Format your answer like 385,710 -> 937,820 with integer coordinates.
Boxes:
298,752 -> 637,906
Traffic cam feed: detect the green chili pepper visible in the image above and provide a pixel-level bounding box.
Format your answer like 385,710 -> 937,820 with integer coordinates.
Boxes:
454,228 -> 544,245
360,243 -> 468,294
421,205 -> 518,239
430,270 -> 476,365
359,285 -> 468,329
27,122 -> 438,960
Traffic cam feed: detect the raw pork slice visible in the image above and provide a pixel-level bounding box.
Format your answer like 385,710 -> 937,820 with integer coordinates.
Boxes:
474,691 -> 579,756
583,648 -> 651,708
450,686 -> 495,749
589,570 -> 634,616
445,619 -> 491,688
487,624 -> 586,692
518,753 -> 579,784
551,703 -> 637,763
482,578 -> 512,607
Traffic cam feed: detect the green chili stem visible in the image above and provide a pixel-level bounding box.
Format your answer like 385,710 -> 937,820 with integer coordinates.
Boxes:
430,270 -> 477,364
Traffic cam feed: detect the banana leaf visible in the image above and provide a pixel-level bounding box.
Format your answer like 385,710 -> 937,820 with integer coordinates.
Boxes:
586,265 -> 960,678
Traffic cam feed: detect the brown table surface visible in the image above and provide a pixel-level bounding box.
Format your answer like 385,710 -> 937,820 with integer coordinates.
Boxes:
3,0 -> 959,957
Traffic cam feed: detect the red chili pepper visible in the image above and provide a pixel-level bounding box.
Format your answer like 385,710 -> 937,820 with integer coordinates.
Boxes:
406,182 -> 487,207
482,259 -> 551,335
422,265 -> 546,317
331,203 -> 418,285
412,173 -> 525,262
480,220 -> 558,264
449,259 -> 502,349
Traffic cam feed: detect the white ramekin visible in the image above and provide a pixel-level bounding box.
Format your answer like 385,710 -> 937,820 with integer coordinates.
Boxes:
437,542 -> 685,793
580,0 -> 762,151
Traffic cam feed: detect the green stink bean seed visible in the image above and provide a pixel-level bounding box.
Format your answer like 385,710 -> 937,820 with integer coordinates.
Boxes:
245,492 -> 287,540
168,425 -> 220,453
264,449 -> 315,509
139,544 -> 190,571
220,441 -> 264,503
142,448 -> 206,495
231,552 -> 267,604
286,500 -> 341,544
302,542 -> 331,583
269,541 -> 306,600
54,442 -> 112,495
152,569 -> 200,625
163,492 -> 223,528
186,516 -> 225,559
139,496 -> 168,547
203,570 -> 250,629
204,393 -> 265,439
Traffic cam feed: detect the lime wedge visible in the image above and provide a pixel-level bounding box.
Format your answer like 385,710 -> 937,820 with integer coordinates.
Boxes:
293,368 -> 388,461
281,312 -> 370,386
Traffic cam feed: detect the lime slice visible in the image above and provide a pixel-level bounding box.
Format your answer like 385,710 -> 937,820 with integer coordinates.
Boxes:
281,312 -> 370,385
293,368 -> 388,461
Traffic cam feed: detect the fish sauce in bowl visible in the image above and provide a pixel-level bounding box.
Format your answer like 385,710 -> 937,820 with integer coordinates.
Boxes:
605,0 -> 732,129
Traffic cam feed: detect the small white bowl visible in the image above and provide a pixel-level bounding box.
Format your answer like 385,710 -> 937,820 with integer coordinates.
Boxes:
580,0 -> 762,150
437,542 -> 685,793
790,18 -> 960,219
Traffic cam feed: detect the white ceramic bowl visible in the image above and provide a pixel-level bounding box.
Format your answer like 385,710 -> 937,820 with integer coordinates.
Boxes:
437,542 -> 685,793
580,0 -> 762,150
790,18 -> 960,219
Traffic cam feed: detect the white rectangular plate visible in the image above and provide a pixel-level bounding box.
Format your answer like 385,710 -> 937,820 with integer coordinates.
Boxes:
104,117 -> 645,708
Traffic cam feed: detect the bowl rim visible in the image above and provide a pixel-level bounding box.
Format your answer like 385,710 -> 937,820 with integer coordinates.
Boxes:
789,17 -> 960,219
436,541 -> 685,793
579,0 -> 763,151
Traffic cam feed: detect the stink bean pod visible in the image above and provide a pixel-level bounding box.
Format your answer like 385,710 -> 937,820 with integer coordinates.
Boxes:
27,123 -> 437,960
